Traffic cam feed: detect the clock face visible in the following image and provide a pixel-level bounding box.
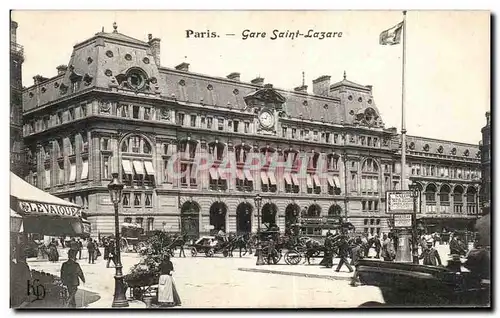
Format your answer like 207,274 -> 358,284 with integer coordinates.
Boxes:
259,111 -> 275,128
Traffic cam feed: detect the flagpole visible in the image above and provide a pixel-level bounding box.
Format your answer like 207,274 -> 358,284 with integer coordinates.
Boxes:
400,11 -> 407,191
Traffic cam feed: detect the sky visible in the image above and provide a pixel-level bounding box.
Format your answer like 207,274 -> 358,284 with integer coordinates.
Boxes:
11,10 -> 490,145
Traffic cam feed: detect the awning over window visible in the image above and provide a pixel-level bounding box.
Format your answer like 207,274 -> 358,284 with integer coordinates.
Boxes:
306,174 -> 313,188
291,173 -> 299,186
218,168 -> 227,180
313,174 -> 321,187
144,161 -> 155,176
260,171 -> 269,185
209,167 -> 218,180
69,164 -> 76,182
122,160 -> 133,175
284,173 -> 292,185
333,176 -> 341,188
327,175 -> 335,187
236,169 -> 244,180
267,171 -> 277,186
244,170 -> 253,182
81,160 -> 89,180
133,161 -> 145,175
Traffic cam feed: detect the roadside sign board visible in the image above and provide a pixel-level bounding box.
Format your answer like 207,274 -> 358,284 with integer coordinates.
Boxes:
393,214 -> 412,228
386,190 -> 421,214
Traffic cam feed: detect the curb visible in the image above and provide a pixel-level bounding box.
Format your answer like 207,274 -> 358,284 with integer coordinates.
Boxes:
237,268 -> 351,281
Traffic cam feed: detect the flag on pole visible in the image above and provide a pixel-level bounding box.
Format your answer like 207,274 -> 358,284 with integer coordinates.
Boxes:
379,22 -> 404,45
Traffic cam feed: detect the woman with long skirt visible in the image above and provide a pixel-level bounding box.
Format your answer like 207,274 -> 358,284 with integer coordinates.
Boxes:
157,255 -> 181,307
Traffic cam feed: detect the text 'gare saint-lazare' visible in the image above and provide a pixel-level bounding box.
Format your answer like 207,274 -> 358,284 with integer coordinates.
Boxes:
186,29 -> 343,40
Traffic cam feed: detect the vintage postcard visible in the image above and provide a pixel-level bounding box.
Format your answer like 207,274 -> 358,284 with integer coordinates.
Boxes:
9,10 -> 490,309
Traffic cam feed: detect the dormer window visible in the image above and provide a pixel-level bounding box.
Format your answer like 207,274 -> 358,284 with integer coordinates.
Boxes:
126,68 -> 147,90
71,81 -> 80,93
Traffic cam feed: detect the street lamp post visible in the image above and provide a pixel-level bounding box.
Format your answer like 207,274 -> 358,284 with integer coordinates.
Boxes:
409,183 -> 420,265
108,173 -> 129,308
254,194 -> 265,265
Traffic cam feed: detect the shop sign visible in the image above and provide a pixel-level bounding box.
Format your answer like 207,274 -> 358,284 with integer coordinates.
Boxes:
18,201 -> 82,217
393,214 -> 412,228
386,191 -> 421,214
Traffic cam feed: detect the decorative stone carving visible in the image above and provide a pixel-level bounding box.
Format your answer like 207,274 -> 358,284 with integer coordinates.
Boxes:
160,109 -> 171,120
99,101 -> 111,114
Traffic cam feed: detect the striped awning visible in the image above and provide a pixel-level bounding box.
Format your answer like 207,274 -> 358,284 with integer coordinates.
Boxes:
122,160 -> 133,175
244,170 -> 254,182
327,175 -> 335,187
133,161 -> 145,175
268,171 -> 277,186
260,171 -> 269,185
291,173 -> 299,186
236,169 -> 244,180
333,176 -> 341,188
144,161 -> 155,176
218,168 -> 227,180
306,174 -> 313,188
313,174 -> 321,187
284,173 -> 292,185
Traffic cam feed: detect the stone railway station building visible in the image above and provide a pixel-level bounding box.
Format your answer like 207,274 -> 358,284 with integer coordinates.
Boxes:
18,24 -> 482,238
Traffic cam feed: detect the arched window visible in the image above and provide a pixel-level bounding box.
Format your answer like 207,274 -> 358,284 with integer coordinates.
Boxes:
439,184 -> 451,213
179,139 -> 198,159
235,144 -> 251,164
208,141 -> 225,162
121,135 -> 152,154
466,187 -> 477,215
453,185 -> 464,213
361,158 -> 379,195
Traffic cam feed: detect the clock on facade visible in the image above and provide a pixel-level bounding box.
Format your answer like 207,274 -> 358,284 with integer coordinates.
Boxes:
259,110 -> 275,128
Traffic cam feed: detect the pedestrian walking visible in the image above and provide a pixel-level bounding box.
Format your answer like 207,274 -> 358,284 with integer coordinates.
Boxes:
103,237 -> 109,260
319,232 -> 334,268
87,238 -> 96,264
157,255 -> 181,307
77,239 -> 83,260
419,240 -> 442,266
335,236 -> 353,273
48,238 -> 59,262
350,237 -> 364,287
381,234 -> 395,261
266,238 -> 276,265
60,249 -> 85,308
107,239 -> 117,268
449,234 -> 462,256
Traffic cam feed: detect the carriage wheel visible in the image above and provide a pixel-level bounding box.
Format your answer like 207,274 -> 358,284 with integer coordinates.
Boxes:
205,248 -> 214,257
191,248 -> 198,257
120,239 -> 128,252
285,250 -> 302,265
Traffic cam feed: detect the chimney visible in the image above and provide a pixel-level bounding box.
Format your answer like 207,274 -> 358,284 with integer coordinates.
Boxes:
294,85 -> 308,93
312,75 -> 331,96
33,75 -> 49,85
10,20 -> 18,44
56,65 -> 68,75
175,62 -> 189,72
251,77 -> 264,86
148,34 -> 161,67
227,72 -> 240,81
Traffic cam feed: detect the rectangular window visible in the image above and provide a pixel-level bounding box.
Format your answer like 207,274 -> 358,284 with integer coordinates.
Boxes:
207,117 -> 213,129
134,193 -> 142,207
201,116 -> 206,127
69,162 -> 76,183
120,105 -> 128,117
145,193 -> 152,207
101,138 -> 109,151
190,115 -> 197,127
81,103 -> 87,117
325,132 -> 331,143
81,159 -> 89,180
136,217 -> 144,228
233,120 -> 239,133
69,108 -> 75,121
291,128 -> 297,139
71,81 -> 80,93
334,134 -> 339,144
132,106 -> 140,119
144,107 -> 151,120
373,137 -> 378,147
313,131 -> 318,141
178,113 -> 185,125
282,127 -> 288,137
304,130 -> 309,139
102,156 -> 110,179
58,161 -> 64,184
44,168 -> 51,188
244,122 -> 250,133
228,120 -> 233,129
218,118 -> 224,131
300,130 -> 304,139
351,173 -> 357,191
122,193 -> 131,207
147,218 -> 154,232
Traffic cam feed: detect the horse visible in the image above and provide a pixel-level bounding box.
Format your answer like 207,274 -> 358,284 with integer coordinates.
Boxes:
229,235 -> 250,257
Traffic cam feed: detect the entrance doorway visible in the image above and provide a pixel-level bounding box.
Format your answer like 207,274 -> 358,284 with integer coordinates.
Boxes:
285,204 -> 300,234
209,202 -> 227,235
236,202 -> 252,234
180,201 -> 200,240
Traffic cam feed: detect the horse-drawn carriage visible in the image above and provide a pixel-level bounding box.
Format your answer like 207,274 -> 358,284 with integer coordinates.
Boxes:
120,223 -> 152,252
189,236 -> 233,257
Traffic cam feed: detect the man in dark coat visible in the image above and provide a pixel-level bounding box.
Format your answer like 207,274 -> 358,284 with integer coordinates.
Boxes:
320,233 -> 334,268
77,239 -> 83,260
350,237 -> 364,286
419,241 -> 442,266
60,249 -> 85,307
69,238 -> 79,256
449,235 -> 463,256
87,238 -> 96,264
335,236 -> 353,273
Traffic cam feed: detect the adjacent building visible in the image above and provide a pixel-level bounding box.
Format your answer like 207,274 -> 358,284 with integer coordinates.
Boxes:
10,20 -> 24,176
479,112 -> 491,216
20,24 -> 482,238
